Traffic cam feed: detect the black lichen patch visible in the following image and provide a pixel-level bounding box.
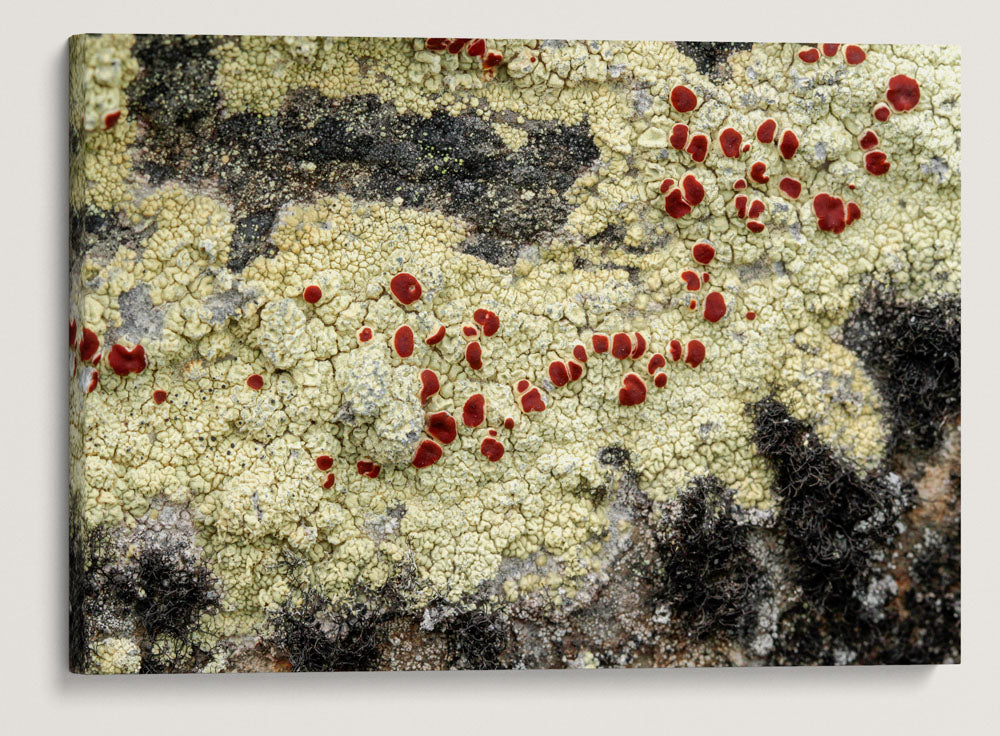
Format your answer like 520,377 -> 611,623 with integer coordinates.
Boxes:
72,526 -> 220,673
268,590 -> 381,672
126,38 -> 601,270
841,289 -> 961,455
69,206 -> 152,273
598,444 -> 632,468
444,610 -> 511,670
675,42 -> 754,79
750,398 -> 921,664
652,477 -> 767,640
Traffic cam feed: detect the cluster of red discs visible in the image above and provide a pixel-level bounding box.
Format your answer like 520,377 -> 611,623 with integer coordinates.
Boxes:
797,44 -> 867,66
70,318 -> 148,395
424,38 -> 504,73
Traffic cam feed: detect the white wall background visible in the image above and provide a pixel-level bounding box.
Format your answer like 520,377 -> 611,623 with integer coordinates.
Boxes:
1,1 -> 994,733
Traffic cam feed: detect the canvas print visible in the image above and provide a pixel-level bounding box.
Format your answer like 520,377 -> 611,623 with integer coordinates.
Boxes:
69,35 -> 960,673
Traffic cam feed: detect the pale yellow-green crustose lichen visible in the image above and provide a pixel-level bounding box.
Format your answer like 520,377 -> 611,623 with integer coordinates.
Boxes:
70,36 -> 959,669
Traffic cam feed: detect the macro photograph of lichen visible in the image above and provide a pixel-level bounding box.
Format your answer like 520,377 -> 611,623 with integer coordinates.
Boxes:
68,34 -> 960,674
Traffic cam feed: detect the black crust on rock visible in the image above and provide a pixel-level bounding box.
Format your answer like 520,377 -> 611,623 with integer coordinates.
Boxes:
841,288 -> 961,455
652,477 -> 767,640
71,525 -> 220,673
675,42 -> 754,78
444,610 -> 511,670
268,590 -> 381,672
749,398 -> 961,665
126,39 -> 601,271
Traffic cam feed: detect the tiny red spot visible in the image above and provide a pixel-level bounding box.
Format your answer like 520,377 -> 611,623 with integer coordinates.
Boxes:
689,299 -> 697,310
87,371 -> 99,394
483,51 -> 503,69
847,202 -> 862,225
747,221 -> 765,233
426,38 -> 448,51
108,344 -> 147,376
153,390 -> 167,404
660,178 -> 675,194
748,199 -> 766,219
681,174 -> 705,206
103,110 -> 121,130
779,130 -> 799,160
462,324 -> 479,339
813,193 -> 847,233
611,333 -> 633,359
519,387 -> 546,413
653,372 -> 668,388
303,285 -> 322,303
858,130 -> 879,150
69,319 -> 77,348
247,374 -> 264,390
393,325 -> 415,357
756,119 -> 777,144
465,341 -> 483,370
669,123 -> 689,150
79,328 -> 100,363
448,38 -> 470,54
873,104 -> 891,122
358,327 -> 374,343
886,75 -> 920,112
618,373 -> 647,406
733,179 -> 747,190
844,45 -> 866,65
317,455 -> 334,471
357,460 -> 381,478
472,308 -> 500,336
822,43 -> 840,57
669,340 -> 682,362
746,311 -> 756,320
719,127 -> 743,158
798,47 -> 820,63
735,194 -> 748,219
681,270 -> 701,291
390,272 -> 422,305
516,379 -> 530,394
425,325 -> 446,345
631,332 -> 647,359
467,38 -> 486,57
463,393 -> 486,427
480,437 -> 505,462
426,411 -> 458,444
567,360 -> 584,381
504,417 -> 515,430
419,369 -> 440,404
704,292 -> 727,322
592,334 -> 610,354
702,273 -> 710,284
647,353 -> 666,374
692,243 -> 715,265
865,150 -> 891,176
685,340 -> 706,368
670,85 -> 698,113
749,161 -> 769,184
686,134 -> 709,163
742,143 -> 750,153
778,177 -> 802,199
573,344 -> 588,363
548,360 -> 570,387
665,188 -> 692,218
323,473 -> 336,489
412,440 -> 443,468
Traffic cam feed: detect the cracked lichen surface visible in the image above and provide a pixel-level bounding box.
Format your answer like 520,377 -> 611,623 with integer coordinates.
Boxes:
70,35 -> 960,671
